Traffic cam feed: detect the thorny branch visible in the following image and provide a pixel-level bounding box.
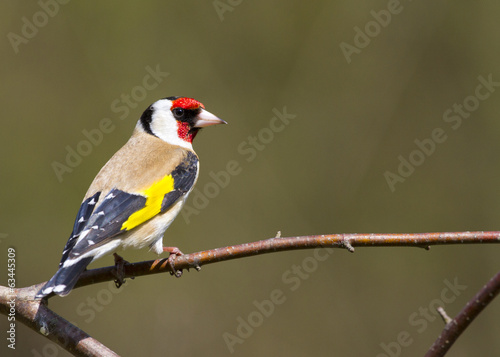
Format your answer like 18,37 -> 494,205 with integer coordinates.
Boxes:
1,231 -> 500,356
425,269 -> 500,357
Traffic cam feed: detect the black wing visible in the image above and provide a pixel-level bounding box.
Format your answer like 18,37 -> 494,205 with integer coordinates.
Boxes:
59,192 -> 100,267
161,151 -> 199,211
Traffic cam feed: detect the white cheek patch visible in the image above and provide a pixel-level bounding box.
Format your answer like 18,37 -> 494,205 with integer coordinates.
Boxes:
145,99 -> 194,149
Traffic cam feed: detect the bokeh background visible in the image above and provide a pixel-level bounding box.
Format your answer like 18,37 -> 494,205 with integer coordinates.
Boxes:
2,1 -> 500,356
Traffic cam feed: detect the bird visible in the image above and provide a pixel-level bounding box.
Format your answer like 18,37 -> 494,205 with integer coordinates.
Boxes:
36,96 -> 226,299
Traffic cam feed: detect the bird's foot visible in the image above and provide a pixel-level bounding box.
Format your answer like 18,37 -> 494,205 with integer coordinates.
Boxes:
162,246 -> 184,277
113,253 -> 132,288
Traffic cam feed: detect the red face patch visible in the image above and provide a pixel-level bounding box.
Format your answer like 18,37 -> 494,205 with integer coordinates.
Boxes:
171,97 -> 205,110
177,121 -> 198,143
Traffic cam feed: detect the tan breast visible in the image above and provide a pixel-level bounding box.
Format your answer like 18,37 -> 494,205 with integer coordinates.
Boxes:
84,129 -> 197,199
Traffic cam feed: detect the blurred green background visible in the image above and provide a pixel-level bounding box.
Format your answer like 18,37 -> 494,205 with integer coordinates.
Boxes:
1,1 -> 500,356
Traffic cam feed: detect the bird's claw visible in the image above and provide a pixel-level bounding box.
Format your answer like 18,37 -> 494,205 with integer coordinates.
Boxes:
163,247 -> 184,277
112,253 -> 130,288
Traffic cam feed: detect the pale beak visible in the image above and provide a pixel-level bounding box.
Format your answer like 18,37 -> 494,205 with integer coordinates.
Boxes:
194,109 -> 227,128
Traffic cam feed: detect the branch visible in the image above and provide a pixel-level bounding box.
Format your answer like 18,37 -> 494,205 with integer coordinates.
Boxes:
74,230 -> 500,289
0,285 -> 119,357
425,269 -> 500,357
1,231 -> 500,356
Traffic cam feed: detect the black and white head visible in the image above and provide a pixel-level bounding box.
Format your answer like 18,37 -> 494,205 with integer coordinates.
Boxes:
138,96 -> 226,148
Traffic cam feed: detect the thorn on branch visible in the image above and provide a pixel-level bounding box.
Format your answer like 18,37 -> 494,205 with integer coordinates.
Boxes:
342,239 -> 355,253
437,306 -> 453,324
275,231 -> 282,238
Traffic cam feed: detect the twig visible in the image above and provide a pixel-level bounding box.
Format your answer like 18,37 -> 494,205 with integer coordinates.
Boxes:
436,307 -> 452,324
71,231 -> 500,290
425,269 -> 500,357
1,231 -> 500,356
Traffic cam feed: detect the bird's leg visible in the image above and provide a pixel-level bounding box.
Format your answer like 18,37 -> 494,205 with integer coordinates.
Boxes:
113,253 -> 130,288
162,246 -> 184,277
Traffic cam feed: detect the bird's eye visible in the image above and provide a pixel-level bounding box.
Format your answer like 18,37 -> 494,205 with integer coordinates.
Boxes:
173,108 -> 185,119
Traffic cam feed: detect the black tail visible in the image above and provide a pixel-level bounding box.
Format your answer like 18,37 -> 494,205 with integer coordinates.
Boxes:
36,257 -> 93,299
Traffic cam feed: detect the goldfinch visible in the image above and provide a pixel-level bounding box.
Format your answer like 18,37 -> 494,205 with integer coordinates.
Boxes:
36,96 -> 226,299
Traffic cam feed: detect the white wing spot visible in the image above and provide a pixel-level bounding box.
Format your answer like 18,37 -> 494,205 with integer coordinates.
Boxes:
89,198 -> 96,205
91,225 -> 99,230
53,284 -> 67,293
78,217 -> 85,223
105,193 -> 115,200
97,211 -> 105,216
88,240 -> 95,245
41,287 -> 53,295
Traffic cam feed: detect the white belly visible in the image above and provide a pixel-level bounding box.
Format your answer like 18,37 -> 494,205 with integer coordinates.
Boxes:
119,197 -> 187,254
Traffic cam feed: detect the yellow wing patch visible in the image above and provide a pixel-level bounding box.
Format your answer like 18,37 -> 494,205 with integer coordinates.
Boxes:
121,175 -> 175,231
